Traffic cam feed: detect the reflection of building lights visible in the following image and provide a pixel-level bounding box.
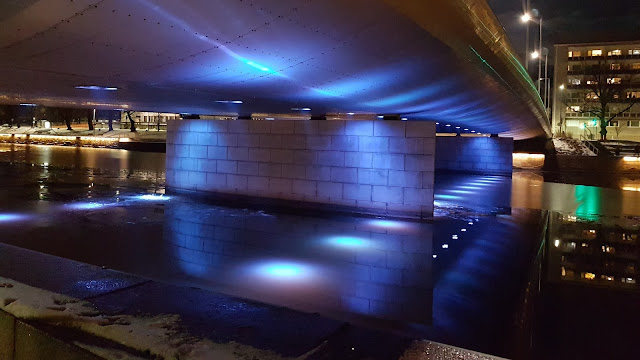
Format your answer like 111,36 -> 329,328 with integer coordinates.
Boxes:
452,235 -> 458,239
461,228 -> 466,232
433,254 -> 437,258
622,186 -> 640,192
119,138 -> 131,143
623,156 -> 640,162
554,239 -> 560,247
442,244 -> 449,249
468,221 -> 473,225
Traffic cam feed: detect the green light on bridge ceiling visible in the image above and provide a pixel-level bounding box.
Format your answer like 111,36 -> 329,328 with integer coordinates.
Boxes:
580,123 -> 586,129
592,119 -> 598,126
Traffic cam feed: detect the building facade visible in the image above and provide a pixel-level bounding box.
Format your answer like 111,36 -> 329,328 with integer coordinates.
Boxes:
553,41 -> 640,141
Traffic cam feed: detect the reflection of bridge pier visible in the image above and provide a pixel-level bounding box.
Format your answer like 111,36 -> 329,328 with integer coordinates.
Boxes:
164,200 -> 433,323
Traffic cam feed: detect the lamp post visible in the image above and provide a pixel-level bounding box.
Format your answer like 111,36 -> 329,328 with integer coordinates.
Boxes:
522,9 -> 544,95
521,0 -> 531,71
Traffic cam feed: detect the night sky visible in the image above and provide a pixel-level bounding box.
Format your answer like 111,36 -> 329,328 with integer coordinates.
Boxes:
488,0 -> 640,57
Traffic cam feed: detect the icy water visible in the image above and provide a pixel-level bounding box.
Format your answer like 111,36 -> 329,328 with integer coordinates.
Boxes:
0,143 -> 639,359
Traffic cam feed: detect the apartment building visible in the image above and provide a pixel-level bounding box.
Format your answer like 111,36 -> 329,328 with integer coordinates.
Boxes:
553,41 -> 640,141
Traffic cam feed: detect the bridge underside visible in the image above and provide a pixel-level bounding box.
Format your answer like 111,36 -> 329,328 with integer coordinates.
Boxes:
0,0 -> 549,139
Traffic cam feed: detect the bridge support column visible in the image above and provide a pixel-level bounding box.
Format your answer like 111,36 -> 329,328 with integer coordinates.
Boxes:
166,119 -> 436,218
435,136 -> 513,175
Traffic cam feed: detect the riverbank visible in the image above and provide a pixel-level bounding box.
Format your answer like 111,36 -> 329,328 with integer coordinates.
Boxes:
0,243 -> 504,360
0,126 -> 166,152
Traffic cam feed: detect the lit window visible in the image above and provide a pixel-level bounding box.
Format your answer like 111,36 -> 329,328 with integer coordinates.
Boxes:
608,49 -> 622,56
627,120 -> 640,127
569,78 -> 581,85
610,63 -> 621,70
607,77 -> 622,84
608,120 -> 619,127
632,63 -> 640,70
586,80 -> 598,85
628,91 -> 640,99
631,49 -> 640,55
586,92 -> 599,100
573,51 -> 582,57
568,51 -> 573,58
570,105 -> 582,112
590,49 -> 602,56
583,272 -> 596,280
600,275 -> 614,281
622,277 -> 636,284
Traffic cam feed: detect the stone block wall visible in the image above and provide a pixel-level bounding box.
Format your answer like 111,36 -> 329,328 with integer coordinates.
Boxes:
166,119 -> 436,218
435,136 -> 513,175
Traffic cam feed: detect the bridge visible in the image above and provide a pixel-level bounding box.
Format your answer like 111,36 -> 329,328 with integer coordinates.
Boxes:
0,0 -> 551,217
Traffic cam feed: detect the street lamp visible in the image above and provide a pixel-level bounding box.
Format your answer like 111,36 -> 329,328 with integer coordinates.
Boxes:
521,8 -> 543,94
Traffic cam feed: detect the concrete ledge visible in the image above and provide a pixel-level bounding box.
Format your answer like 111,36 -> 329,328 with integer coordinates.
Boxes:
0,310 -> 102,360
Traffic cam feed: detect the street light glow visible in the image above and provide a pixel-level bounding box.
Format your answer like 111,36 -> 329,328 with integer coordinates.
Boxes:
559,84 -> 565,90
521,13 -> 532,22
531,51 -> 540,59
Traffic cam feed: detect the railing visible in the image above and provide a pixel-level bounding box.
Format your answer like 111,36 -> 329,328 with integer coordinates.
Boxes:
580,137 -> 600,155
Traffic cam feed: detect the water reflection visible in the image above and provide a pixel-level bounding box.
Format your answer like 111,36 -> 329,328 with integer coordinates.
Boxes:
547,212 -> 638,289
164,201 -> 434,323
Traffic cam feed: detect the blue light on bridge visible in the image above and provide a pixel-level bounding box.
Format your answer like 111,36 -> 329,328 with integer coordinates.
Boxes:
244,60 -> 271,72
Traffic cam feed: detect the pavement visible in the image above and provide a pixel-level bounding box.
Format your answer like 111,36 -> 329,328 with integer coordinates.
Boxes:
0,242 -> 506,360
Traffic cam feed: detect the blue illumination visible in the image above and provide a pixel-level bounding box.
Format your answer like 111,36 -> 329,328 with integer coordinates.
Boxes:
367,219 -> 409,230
65,202 -> 110,210
135,194 -> 170,201
20,103 -> 37,107
327,236 -> 369,249
244,60 -> 270,72
0,214 -> 28,222
216,100 -> 243,104
75,85 -> 118,91
253,261 -> 313,281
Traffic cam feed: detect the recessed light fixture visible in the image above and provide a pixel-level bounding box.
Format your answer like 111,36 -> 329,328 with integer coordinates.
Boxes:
445,124 -> 451,127
464,128 -> 469,131
401,117 -> 408,121
216,100 -> 243,104
347,112 -> 355,115
471,131 -> 476,133
19,103 -> 37,106
291,107 -> 311,111
455,126 -> 460,129
435,122 -> 440,125
265,117 -> 275,120
377,115 -> 384,119
75,85 -> 118,91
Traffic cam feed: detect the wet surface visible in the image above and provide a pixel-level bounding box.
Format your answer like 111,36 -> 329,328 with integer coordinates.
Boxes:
1,144 -> 639,359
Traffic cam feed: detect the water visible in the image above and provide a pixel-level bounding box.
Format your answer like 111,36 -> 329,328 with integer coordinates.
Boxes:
0,143 -> 638,359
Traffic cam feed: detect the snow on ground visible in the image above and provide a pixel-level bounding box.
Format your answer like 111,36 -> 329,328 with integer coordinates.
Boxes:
0,277 -> 293,360
553,138 -> 597,156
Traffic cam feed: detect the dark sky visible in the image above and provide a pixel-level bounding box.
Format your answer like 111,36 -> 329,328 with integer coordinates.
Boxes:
488,0 -> 640,57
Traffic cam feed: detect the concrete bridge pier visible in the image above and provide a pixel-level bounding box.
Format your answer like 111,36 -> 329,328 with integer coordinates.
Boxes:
166,119 -> 436,219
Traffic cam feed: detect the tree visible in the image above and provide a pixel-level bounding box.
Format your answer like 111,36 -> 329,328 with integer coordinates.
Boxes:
563,57 -> 640,140
125,111 -> 137,132
86,109 -> 94,131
